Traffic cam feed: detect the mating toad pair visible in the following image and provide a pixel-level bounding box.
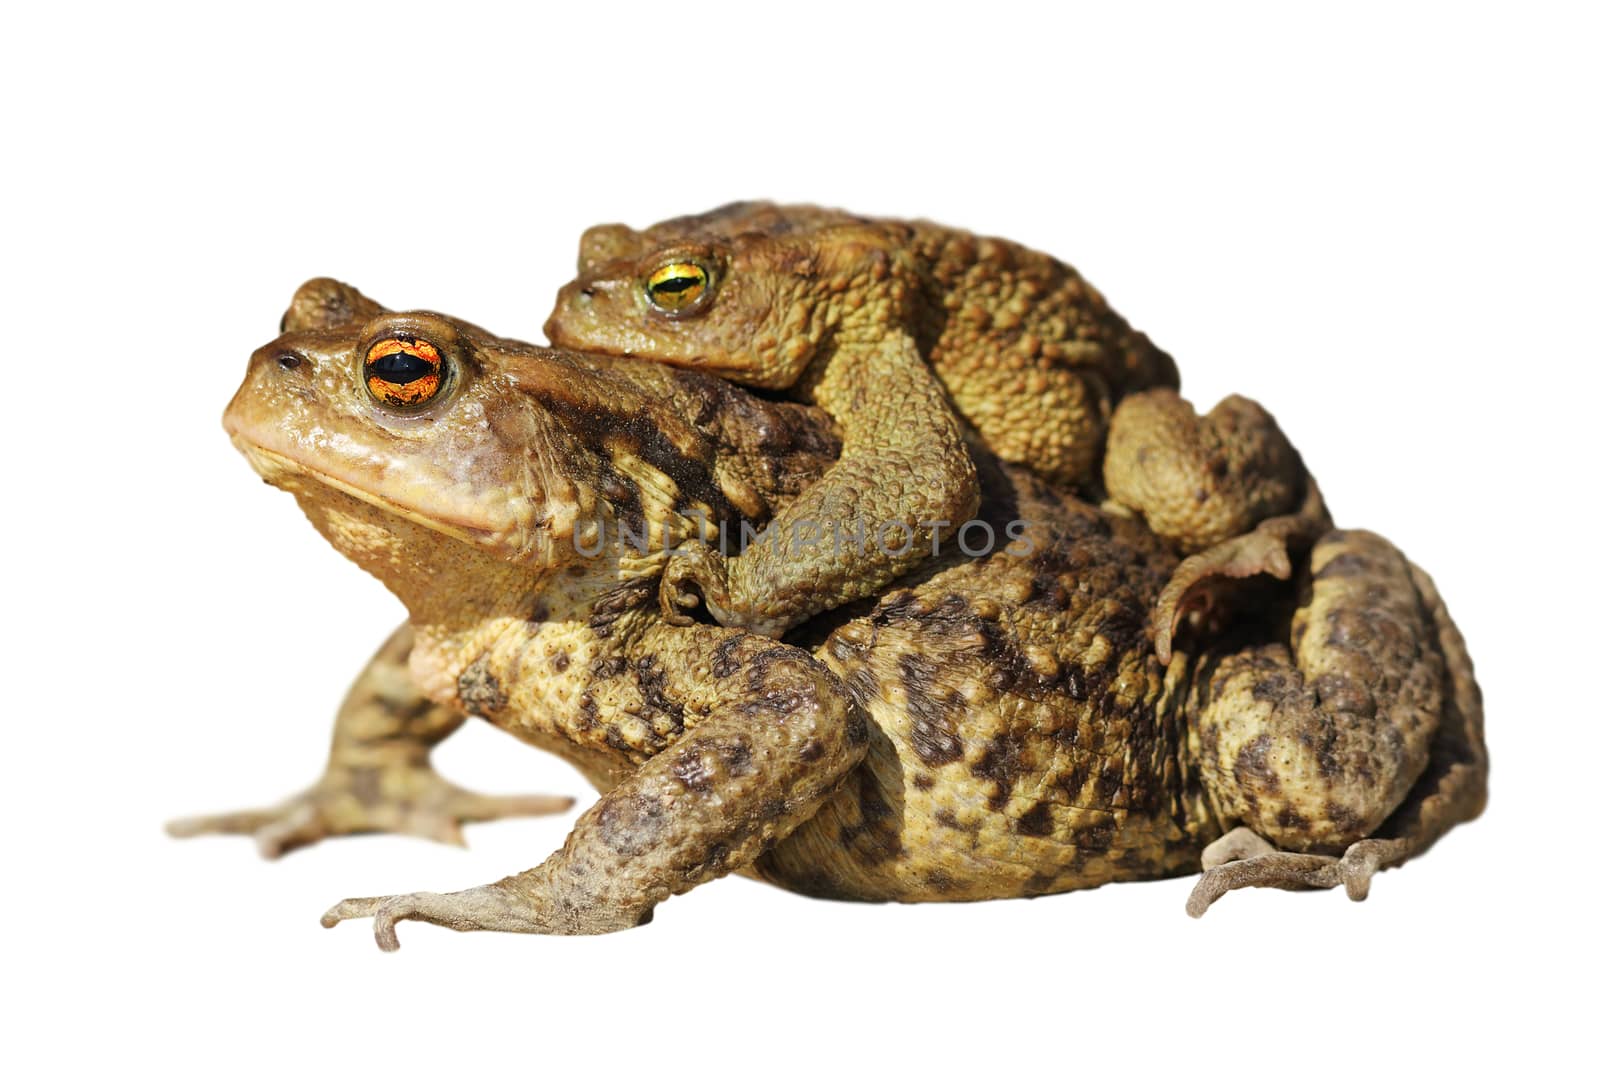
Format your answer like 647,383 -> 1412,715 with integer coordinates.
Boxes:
170,203 -> 1486,950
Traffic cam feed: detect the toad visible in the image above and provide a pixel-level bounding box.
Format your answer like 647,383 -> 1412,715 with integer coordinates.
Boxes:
546,203 -> 1319,638
171,280 -> 1486,949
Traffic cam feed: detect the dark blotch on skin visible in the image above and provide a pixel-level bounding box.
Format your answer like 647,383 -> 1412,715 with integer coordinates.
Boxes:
1093,764 -> 1127,806
760,796 -> 790,822
827,632 -> 867,662
899,653 -> 965,766
1055,758 -> 1092,800
684,840 -> 733,882
842,667 -> 880,710
1236,734 -> 1282,794
1073,820 -> 1116,851
1022,870 -> 1058,896
1062,666 -> 1087,701
672,738 -> 755,793
596,466 -> 647,536
457,657 -> 506,719
634,654 -> 688,734
577,692 -> 600,731
859,776 -> 892,822
837,773 -> 902,863
1303,724 -> 1341,780
1017,802 -> 1055,836
596,792 -> 667,857
1326,801 -> 1364,834
1052,718 -> 1081,749
972,734 -> 1026,809
1252,673 -> 1295,706
726,740 -> 755,777
845,705 -> 871,748
672,748 -> 716,793
590,577 -> 656,636
591,655 -> 627,680
712,637 -> 742,678
875,591 -> 979,637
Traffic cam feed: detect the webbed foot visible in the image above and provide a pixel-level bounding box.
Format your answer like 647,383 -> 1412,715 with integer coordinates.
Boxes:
321,875 -> 646,950
321,884 -> 549,951
167,766 -> 572,858
1185,827 -> 1405,916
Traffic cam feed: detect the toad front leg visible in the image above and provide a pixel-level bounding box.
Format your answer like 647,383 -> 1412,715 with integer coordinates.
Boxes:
322,632 -> 868,949
167,624 -> 572,857
1183,530 -> 1487,915
660,331 -> 978,635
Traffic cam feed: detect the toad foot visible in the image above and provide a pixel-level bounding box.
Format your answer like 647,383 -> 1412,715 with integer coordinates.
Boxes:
1185,827 -> 1404,916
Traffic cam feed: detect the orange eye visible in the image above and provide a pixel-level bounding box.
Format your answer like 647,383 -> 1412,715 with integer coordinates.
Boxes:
364,337 -> 444,408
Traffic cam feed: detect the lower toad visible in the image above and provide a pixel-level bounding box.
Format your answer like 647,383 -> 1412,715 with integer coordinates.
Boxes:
171,281 -> 1487,948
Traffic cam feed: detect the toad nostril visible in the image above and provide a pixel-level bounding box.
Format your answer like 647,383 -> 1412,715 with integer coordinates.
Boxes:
580,287 -> 596,299
276,352 -> 303,370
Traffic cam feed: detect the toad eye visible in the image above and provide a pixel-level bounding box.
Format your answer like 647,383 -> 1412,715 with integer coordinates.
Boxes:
644,261 -> 711,313
363,337 -> 445,408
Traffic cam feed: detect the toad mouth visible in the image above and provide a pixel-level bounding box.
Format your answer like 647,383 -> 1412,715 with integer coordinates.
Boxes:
229,435 -> 503,547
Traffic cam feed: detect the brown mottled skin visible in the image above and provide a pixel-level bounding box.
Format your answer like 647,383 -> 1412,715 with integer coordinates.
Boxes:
545,202 -> 1314,636
171,280 -> 1486,949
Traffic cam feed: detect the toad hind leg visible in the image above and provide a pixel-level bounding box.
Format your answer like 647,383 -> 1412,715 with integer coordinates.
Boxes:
1104,389 -> 1338,665
1185,530 -> 1487,916
1105,389 -> 1311,558
167,624 -> 573,857
322,637 -> 868,949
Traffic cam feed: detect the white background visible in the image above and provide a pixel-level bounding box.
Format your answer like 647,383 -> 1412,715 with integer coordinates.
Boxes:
4,3 -> 1594,1063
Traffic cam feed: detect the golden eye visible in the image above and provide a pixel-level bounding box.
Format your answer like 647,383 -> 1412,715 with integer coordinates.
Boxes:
364,337 -> 445,408
644,261 -> 711,313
